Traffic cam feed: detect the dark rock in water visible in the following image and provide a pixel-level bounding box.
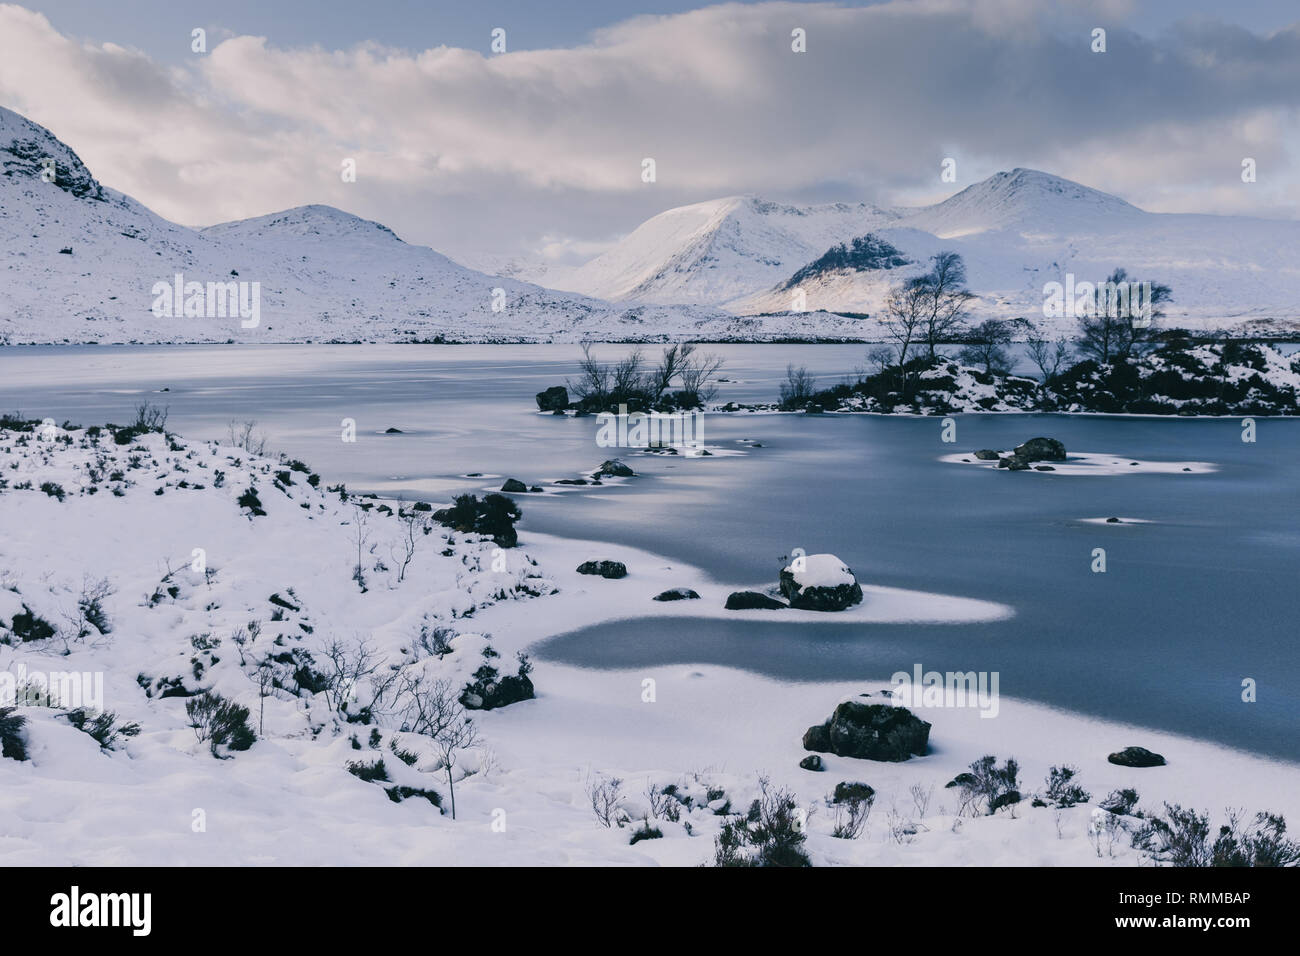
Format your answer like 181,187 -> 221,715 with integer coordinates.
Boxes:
1012,437 -> 1067,461
973,449 -> 1001,461
798,755 -> 824,772
384,427 -> 403,434
1130,462 -> 1139,466
555,478 -> 588,485
1182,467 -> 1192,472
653,588 -> 700,602
1034,465 -> 1055,471
1106,516 -> 1121,523
802,700 -> 931,762
998,455 -> 1032,471
577,560 -> 627,579
500,478 -> 528,493
528,485 -> 543,493
551,409 -> 566,416
832,781 -> 875,804
593,459 -> 635,478
945,772 -> 977,789
778,554 -> 863,612
990,790 -> 1021,812
725,590 -> 786,610
1108,746 -> 1166,768
536,385 -> 569,412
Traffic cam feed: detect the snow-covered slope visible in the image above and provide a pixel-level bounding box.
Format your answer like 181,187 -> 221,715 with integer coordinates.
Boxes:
572,169 -> 1300,336
0,106 -> 737,344
557,195 -> 901,308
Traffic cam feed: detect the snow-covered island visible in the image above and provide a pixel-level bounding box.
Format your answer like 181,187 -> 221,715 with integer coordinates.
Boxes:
3,414 -> 1298,866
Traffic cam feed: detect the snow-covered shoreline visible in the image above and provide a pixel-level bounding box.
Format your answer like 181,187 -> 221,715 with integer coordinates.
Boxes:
2,419 -> 1297,866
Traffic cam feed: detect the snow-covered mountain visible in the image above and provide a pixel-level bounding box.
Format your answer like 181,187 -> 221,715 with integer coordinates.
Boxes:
566,169 -> 1300,336
0,106 -> 740,344
556,195 -> 901,307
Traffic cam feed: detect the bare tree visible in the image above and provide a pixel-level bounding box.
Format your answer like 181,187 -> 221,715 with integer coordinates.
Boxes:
778,364 -> 818,409
677,351 -> 724,407
1076,268 -> 1171,364
390,507 -> 428,584
881,279 -> 929,395
320,635 -> 385,717
915,251 -> 976,360
397,674 -> 480,819
133,402 -> 169,432
1026,323 -> 1072,384
227,420 -> 267,456
349,505 -> 371,590
587,773 -> 625,828
959,319 -> 1015,375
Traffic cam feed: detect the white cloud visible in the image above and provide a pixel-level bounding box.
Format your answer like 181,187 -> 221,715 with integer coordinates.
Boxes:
0,1 -> 1296,263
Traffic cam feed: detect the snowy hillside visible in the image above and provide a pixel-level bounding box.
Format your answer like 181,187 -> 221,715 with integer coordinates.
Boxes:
4,417 -> 1299,865
0,106 -> 735,345
557,195 -> 901,308
572,170 -> 1300,337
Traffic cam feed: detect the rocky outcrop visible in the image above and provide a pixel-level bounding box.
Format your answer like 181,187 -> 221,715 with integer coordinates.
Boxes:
798,755 -> 824,771
500,478 -> 528,493
535,386 -> 569,412
778,554 -> 863,611
1013,437 -> 1067,461
576,560 -> 627,579
802,700 -> 931,762
652,588 -> 700,601
1108,746 -> 1166,768
724,591 -> 786,610
592,459 -> 635,478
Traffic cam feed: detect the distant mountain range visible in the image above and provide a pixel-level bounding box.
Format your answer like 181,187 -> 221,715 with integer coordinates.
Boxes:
3,105 -> 1298,344
552,169 -> 1300,337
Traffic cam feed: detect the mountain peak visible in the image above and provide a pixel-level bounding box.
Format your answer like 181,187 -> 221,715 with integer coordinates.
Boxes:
202,204 -> 403,243
907,168 -> 1140,237
0,105 -> 105,201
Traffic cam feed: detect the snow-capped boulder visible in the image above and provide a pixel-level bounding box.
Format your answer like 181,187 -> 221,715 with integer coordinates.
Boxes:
802,700 -> 931,762
778,553 -> 863,611
1012,437 -> 1067,462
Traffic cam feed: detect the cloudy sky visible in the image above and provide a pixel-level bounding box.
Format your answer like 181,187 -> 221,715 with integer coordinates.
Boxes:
1,0 -> 1297,270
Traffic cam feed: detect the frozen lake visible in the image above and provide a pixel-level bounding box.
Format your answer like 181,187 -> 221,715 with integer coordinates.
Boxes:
2,343 -> 1297,760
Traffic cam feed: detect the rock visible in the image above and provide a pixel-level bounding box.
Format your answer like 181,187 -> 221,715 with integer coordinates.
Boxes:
593,459 -> 635,478
536,385 -> 569,412
1012,437 -> 1067,461
990,790 -> 1021,812
576,560 -> 627,579
500,478 -> 528,493
724,591 -> 786,610
1034,465 -> 1055,471
1106,516 -> 1121,523
798,755 -> 824,772
945,772 -> 976,789
555,478 -> 588,485
973,449 -> 1001,460
652,588 -> 700,602
779,554 -> 863,611
461,673 -> 535,711
384,427 -> 403,434
832,781 -> 875,804
528,485 -> 543,493
802,700 -> 931,762
998,455 -> 1032,471
1108,746 -> 1166,768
